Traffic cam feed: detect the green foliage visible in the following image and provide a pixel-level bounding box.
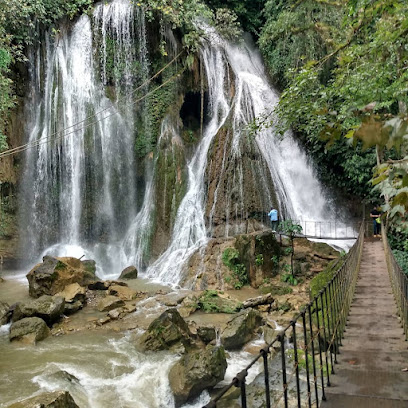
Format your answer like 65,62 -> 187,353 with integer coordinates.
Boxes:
138,0 -> 213,53
281,273 -> 299,286
214,8 -> 241,40
255,253 -> 264,266
222,247 -> 249,289
393,250 -> 408,276
205,0 -> 267,36
259,0 -> 345,89
197,290 -> 242,313
260,285 -> 293,296
309,259 -> 340,299
0,0 -> 93,151
260,0 -> 408,230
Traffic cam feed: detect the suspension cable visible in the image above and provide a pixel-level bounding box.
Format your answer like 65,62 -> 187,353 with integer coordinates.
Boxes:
0,50 -> 184,159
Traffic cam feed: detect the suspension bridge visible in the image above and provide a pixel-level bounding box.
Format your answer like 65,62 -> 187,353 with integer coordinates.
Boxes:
203,223 -> 408,407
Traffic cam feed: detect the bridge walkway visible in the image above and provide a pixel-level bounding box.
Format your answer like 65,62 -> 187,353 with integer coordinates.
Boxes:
323,239 -> 408,407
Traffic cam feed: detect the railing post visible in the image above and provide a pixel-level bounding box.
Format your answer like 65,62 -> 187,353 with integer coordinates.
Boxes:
261,347 -> 271,408
279,333 -> 289,408
291,321 -> 301,407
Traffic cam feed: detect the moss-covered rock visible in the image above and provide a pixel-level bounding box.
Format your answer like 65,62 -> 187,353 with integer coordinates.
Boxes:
9,317 -> 49,344
221,308 -> 263,350
197,290 -> 242,314
137,308 -> 193,352
26,256 -> 96,298
12,295 -> 65,326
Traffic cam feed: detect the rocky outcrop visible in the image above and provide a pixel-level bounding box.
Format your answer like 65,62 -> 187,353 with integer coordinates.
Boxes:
0,301 -> 10,325
9,317 -> 49,344
108,284 -> 137,301
137,308 -> 193,352
197,326 -> 217,344
204,123 -> 278,239
119,265 -> 138,279
221,308 -> 263,350
12,295 -> 65,326
26,256 -> 96,298
197,290 -> 242,313
56,283 -> 86,315
97,296 -> 125,312
169,345 -> 227,407
6,390 -> 79,408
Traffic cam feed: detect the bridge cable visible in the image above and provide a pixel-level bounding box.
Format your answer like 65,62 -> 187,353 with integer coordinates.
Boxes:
0,50 -> 184,159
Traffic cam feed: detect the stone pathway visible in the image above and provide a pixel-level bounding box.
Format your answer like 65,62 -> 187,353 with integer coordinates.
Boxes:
323,239 -> 408,408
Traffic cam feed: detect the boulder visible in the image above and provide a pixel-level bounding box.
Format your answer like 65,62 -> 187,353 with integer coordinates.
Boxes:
6,390 -> 79,408
88,281 -> 109,291
9,317 -> 49,344
137,308 -> 193,352
108,284 -> 137,301
12,296 -> 65,326
64,300 -> 83,315
221,308 -> 263,350
97,296 -> 125,312
119,265 -> 138,279
56,283 -> 86,315
169,345 -> 227,407
197,326 -> 217,344
56,283 -> 86,303
26,256 -> 96,298
178,294 -> 199,318
0,301 -> 10,325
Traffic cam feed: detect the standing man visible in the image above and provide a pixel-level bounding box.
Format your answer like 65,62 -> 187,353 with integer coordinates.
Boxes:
370,205 -> 381,237
268,207 -> 279,232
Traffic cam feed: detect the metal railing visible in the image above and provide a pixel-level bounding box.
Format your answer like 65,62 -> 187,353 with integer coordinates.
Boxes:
383,230 -> 408,340
204,222 -> 365,408
247,213 -> 361,240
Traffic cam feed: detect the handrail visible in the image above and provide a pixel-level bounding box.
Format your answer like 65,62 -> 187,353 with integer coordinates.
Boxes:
203,221 -> 365,408
382,230 -> 408,340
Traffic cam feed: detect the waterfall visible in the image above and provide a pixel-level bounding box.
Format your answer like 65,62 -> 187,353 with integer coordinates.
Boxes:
20,4 -> 350,283
20,0 -> 146,278
146,25 -> 347,286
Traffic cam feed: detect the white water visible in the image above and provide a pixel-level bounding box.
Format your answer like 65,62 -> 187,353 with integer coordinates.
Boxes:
20,0 -> 147,278
146,25 -> 353,286
21,2 -> 353,283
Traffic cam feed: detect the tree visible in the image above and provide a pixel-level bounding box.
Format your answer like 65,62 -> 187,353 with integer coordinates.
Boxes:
267,0 -> 408,233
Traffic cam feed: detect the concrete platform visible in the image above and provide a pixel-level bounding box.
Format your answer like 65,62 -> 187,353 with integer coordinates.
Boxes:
322,240 -> 408,408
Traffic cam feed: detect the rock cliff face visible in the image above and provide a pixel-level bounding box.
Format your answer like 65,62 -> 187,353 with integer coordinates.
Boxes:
205,121 -> 278,238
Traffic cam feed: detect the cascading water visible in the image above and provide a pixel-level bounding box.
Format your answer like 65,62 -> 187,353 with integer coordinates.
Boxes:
21,2 -> 351,283
20,0 -> 147,278
146,25 -> 351,286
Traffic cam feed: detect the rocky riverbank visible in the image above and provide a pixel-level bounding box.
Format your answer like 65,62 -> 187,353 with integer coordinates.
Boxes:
0,238 -> 339,407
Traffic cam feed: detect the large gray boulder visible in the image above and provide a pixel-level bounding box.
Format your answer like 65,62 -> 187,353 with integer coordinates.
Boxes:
137,308 -> 193,352
169,345 -> 227,407
12,295 -> 65,326
221,308 -> 263,350
119,265 -> 138,279
9,317 -> 49,344
26,256 -> 96,298
6,390 -> 79,408
0,301 -> 10,325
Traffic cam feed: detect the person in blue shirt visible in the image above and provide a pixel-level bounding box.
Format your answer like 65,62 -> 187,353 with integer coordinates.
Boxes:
268,207 -> 278,232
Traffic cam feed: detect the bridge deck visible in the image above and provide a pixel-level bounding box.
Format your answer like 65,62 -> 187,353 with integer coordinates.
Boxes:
323,239 -> 408,407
